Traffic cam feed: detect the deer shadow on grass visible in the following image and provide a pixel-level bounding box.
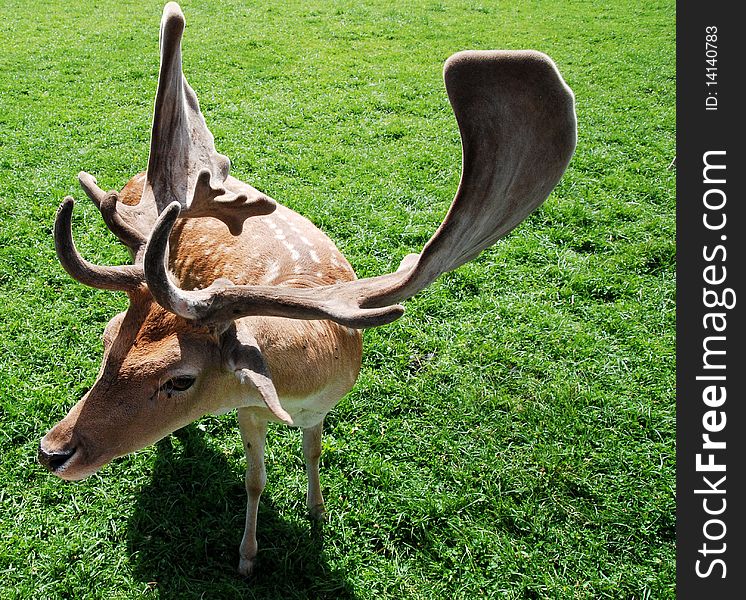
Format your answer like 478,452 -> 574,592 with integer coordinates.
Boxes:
126,424 -> 357,600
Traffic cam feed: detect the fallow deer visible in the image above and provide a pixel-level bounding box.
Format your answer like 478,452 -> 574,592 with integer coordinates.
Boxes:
38,2 -> 576,576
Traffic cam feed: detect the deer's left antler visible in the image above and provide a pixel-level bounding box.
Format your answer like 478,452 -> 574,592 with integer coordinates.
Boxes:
144,49 -> 577,327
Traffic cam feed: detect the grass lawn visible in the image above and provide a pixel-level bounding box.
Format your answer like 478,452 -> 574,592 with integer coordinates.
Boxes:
0,0 -> 674,598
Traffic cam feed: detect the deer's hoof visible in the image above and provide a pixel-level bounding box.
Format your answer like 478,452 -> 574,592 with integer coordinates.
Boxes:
238,556 -> 255,578
308,502 -> 327,521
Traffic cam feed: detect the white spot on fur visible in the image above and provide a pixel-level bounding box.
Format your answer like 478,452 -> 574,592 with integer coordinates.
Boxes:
309,250 -> 321,263
264,261 -> 280,283
293,265 -> 303,275
283,241 -> 300,260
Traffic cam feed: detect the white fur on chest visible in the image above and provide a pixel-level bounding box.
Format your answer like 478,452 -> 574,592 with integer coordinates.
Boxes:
211,381 -> 339,429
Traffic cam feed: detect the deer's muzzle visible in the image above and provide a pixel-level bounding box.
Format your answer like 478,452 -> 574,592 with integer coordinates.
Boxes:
37,443 -> 77,474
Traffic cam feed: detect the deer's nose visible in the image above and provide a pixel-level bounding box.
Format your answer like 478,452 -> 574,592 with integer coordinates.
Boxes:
37,443 -> 77,473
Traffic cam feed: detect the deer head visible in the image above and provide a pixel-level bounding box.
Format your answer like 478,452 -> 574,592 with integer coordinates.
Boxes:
39,2 -> 575,571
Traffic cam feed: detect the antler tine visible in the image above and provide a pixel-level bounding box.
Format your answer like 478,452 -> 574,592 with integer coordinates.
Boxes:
54,197 -> 145,292
78,171 -> 107,208
184,170 -> 276,236
78,172 -> 150,260
144,50 -> 576,330
99,192 -> 149,257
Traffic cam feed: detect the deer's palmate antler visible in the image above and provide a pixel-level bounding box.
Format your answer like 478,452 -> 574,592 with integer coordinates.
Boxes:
40,1 -> 576,577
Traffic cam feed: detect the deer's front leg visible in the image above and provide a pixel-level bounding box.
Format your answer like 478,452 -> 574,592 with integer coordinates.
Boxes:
237,408 -> 268,577
302,420 -> 325,520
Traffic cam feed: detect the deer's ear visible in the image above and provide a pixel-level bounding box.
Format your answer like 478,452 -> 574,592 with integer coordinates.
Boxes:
220,324 -> 293,425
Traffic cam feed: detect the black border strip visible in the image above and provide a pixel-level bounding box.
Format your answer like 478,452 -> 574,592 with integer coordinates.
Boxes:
677,3 -> 743,597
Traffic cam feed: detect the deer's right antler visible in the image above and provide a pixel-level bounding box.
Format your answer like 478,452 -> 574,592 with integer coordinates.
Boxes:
54,3 -> 273,291
144,50 -> 577,328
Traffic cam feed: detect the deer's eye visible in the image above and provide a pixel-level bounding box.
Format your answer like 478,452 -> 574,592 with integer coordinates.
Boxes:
160,376 -> 196,394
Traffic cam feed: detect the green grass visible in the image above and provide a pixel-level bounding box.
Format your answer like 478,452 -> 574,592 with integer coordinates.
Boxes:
0,0 -> 674,598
